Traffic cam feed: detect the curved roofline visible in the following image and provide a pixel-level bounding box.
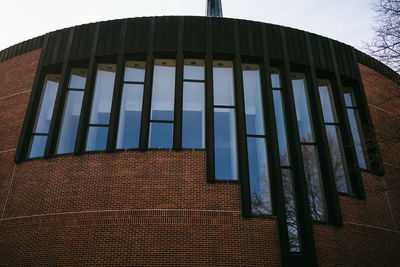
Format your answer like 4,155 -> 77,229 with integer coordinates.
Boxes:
0,16 -> 398,84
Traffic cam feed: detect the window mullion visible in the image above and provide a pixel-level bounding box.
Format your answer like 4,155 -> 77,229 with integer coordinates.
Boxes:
173,18 -> 184,150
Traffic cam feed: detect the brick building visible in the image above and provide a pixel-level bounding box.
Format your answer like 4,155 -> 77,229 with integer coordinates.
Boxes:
0,15 -> 399,266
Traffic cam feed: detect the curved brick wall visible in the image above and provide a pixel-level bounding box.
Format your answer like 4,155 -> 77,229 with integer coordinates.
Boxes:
0,49 -> 399,266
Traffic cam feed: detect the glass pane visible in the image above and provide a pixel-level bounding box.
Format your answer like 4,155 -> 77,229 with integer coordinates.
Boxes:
213,61 -> 235,106
214,108 -> 238,180
89,64 -> 116,125
292,74 -> 315,143
149,122 -> 173,148
117,84 -> 144,149
28,135 -> 48,158
326,125 -> 351,193
182,82 -> 205,148
301,145 -> 327,221
248,137 -> 271,215
318,81 -> 337,123
86,126 -> 108,151
347,109 -> 367,169
184,59 -> 205,80
56,91 -> 84,154
273,90 -> 290,166
243,64 -> 265,135
68,68 -> 87,89
124,61 -> 146,82
282,169 -> 301,252
150,59 -> 176,121
343,87 -> 357,107
33,74 -> 60,134
270,68 -> 281,88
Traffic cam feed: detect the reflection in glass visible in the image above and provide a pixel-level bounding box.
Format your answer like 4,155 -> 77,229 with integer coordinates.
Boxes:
184,59 -> 204,80
86,126 -> 108,151
282,168 -> 301,252
243,64 -> 265,135
248,137 -> 271,215
213,61 -> 235,106
270,68 -> 281,88
89,64 -> 116,125
318,85 -> 337,123
273,90 -> 290,167
28,135 -> 48,158
33,75 -> 60,134
117,84 -> 143,149
301,145 -> 327,221
57,91 -> 84,154
214,108 -> 238,180
292,74 -> 314,142
182,82 -> 205,148
68,69 -> 87,89
326,125 -> 351,192
149,122 -> 173,148
124,61 -> 146,82
150,59 -> 176,121
347,109 -> 367,169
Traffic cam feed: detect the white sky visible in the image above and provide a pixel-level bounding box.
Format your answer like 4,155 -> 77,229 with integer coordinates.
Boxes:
0,0 -> 376,51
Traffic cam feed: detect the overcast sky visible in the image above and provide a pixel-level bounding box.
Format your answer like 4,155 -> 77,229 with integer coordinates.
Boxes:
0,0 -> 376,51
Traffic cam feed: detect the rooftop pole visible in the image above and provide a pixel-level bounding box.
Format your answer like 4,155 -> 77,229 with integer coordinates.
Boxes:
207,0 -> 223,17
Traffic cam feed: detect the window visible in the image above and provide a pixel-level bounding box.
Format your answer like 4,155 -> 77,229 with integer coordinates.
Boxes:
291,73 -> 327,221
28,74 -> 60,158
116,61 -> 145,149
56,68 -> 87,154
86,64 -> 116,151
271,68 -> 300,252
182,59 -> 205,149
148,59 -> 176,148
318,80 -> 351,193
343,87 -> 367,169
213,60 -> 238,180
242,63 -> 271,215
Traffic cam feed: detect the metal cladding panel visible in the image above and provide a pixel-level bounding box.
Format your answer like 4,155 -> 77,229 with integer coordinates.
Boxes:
239,20 -> 263,57
183,17 -> 207,53
96,20 -> 123,56
286,27 -> 308,65
154,16 -> 179,52
125,17 -> 150,53
212,17 -> 234,54
70,23 -> 96,60
334,41 -> 357,78
310,33 -> 333,71
43,30 -> 69,65
264,23 -> 282,60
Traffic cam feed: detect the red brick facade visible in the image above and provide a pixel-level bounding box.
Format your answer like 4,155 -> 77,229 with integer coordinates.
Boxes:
0,50 -> 399,266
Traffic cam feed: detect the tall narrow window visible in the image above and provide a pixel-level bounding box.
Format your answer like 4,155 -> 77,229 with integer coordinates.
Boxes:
149,59 -> 176,148
243,64 -> 271,215
213,60 -> 238,180
86,64 -> 116,151
318,80 -> 351,193
343,87 -> 367,169
271,68 -> 300,252
117,61 -> 145,149
56,69 -> 87,154
291,73 -> 327,221
28,74 -> 60,158
182,59 -> 205,149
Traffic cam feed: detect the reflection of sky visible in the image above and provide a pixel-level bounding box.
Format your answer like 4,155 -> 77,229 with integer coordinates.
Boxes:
273,90 -> 290,166
292,79 -> 314,142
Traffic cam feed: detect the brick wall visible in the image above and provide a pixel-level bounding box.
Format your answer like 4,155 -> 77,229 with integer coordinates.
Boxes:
0,50 -> 399,266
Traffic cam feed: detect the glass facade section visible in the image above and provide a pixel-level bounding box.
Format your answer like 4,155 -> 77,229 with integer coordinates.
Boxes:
243,64 -> 271,215
213,61 -> 238,180
117,61 -> 145,149
28,74 -> 60,158
292,73 -> 327,221
318,80 -> 351,193
57,69 -> 87,154
86,64 -> 116,151
149,122 -> 173,148
344,87 -> 367,169
182,59 -> 205,149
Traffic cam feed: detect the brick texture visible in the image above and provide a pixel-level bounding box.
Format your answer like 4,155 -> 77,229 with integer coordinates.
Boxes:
0,50 -> 399,266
